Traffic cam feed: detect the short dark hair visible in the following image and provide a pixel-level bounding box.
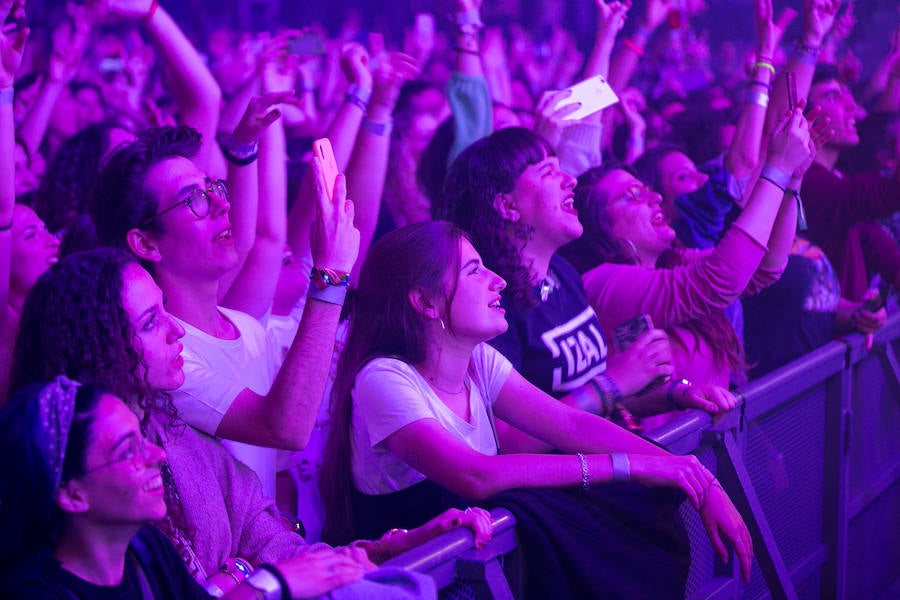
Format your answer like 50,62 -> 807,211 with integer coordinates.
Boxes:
90,125 -> 202,248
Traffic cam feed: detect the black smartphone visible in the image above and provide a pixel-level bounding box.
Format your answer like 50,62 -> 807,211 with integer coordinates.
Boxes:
613,314 -> 670,395
787,71 -> 798,113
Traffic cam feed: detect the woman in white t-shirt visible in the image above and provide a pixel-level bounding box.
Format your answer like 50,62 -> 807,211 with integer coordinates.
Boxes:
322,221 -> 753,599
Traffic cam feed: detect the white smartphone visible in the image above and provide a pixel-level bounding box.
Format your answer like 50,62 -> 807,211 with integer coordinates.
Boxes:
312,138 -> 340,201
555,74 -> 620,121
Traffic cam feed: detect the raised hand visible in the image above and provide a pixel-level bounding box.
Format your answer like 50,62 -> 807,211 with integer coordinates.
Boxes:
309,156 -> 360,274
754,0 -> 796,58
801,0 -> 840,47
828,1 -> 856,45
0,0 -> 28,88
788,104 -> 833,187
369,51 -> 419,112
233,92 -> 298,145
765,108 -> 813,177
340,41 -> 373,91
605,329 -> 674,397
643,0 -> 675,31
596,0 -> 630,38
532,89 -> 580,148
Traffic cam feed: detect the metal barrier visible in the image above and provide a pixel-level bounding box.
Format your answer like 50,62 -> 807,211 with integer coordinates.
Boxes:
386,315 -> 900,599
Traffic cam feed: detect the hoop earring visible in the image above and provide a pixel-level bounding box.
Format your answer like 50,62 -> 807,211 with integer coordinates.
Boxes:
439,318 -> 446,331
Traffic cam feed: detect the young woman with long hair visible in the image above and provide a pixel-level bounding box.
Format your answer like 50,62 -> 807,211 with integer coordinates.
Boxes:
321,220 -> 753,599
9,246 -> 486,598
561,109 -> 826,401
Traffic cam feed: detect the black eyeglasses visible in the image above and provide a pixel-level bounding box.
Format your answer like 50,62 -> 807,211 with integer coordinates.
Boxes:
83,434 -> 155,474
140,179 -> 228,227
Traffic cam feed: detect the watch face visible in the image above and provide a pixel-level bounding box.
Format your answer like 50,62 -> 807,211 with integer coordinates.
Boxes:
247,569 -> 281,599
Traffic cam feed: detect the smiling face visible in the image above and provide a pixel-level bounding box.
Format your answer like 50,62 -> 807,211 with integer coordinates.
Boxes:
10,205 -> 60,298
120,263 -> 186,392
601,170 -> 676,266
446,239 -> 508,345
507,155 -> 580,255
139,157 -> 237,280
658,151 -> 709,206
810,79 -> 860,149
68,394 -> 167,525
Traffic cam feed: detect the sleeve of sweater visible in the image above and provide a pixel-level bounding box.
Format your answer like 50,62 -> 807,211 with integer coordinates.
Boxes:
557,122 -> 604,177
801,164 -> 900,229
447,72 -> 493,166
581,224 -> 775,330
859,221 -> 900,294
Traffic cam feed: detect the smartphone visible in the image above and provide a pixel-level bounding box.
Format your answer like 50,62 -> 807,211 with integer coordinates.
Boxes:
613,314 -> 670,394
787,71 -> 798,113
312,138 -> 340,201
288,32 -> 326,57
555,74 -> 620,121
862,291 -> 884,313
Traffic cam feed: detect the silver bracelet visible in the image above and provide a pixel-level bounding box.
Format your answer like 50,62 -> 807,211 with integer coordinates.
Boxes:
362,117 -> 393,137
745,89 -> 769,109
576,452 -> 591,490
610,453 -> 631,482
759,164 -> 791,190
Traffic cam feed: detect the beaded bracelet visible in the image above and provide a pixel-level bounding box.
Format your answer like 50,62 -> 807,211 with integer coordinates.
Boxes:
576,453 -> 591,490
344,83 -> 371,112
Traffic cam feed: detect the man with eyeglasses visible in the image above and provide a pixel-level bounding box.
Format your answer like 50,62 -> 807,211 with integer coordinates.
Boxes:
89,116 -> 359,501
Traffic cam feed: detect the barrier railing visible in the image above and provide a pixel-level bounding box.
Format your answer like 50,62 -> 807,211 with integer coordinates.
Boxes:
386,315 -> 900,599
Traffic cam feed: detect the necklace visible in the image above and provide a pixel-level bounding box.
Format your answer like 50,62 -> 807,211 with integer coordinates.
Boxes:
422,372 -> 466,395
537,268 -> 559,302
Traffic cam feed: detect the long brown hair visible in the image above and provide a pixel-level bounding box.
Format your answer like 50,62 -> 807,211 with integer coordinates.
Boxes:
320,221 -> 468,545
562,166 -> 746,381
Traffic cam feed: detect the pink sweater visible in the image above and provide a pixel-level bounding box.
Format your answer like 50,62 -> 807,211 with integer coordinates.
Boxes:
581,224 -> 783,394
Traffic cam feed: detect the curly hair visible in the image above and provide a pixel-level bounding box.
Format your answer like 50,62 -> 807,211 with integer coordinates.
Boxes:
441,127 -> 555,307
562,166 -> 746,382
320,221 -> 467,545
9,248 -> 193,548
90,125 -> 202,249
33,121 -> 135,234
11,248 -> 172,424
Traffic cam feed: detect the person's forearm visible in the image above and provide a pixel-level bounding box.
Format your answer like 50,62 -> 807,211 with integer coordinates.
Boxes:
733,172 -> 790,245
143,5 -> 222,171
345,104 -> 390,282
265,296 -> 342,448
760,192 -> 796,270
765,40 -> 819,137
726,66 -> 773,179
1,101 -> 14,320
17,79 -> 64,154
220,122 -> 286,317
583,26 -> 617,80
323,99 -> 365,172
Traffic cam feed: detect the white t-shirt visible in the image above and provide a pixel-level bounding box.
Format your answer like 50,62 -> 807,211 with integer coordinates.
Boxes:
351,343 -> 512,495
171,307 -> 282,497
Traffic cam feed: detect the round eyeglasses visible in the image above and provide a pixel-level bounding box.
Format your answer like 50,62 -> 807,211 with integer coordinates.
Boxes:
612,184 -> 656,204
140,179 -> 228,227
83,433 -> 156,474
